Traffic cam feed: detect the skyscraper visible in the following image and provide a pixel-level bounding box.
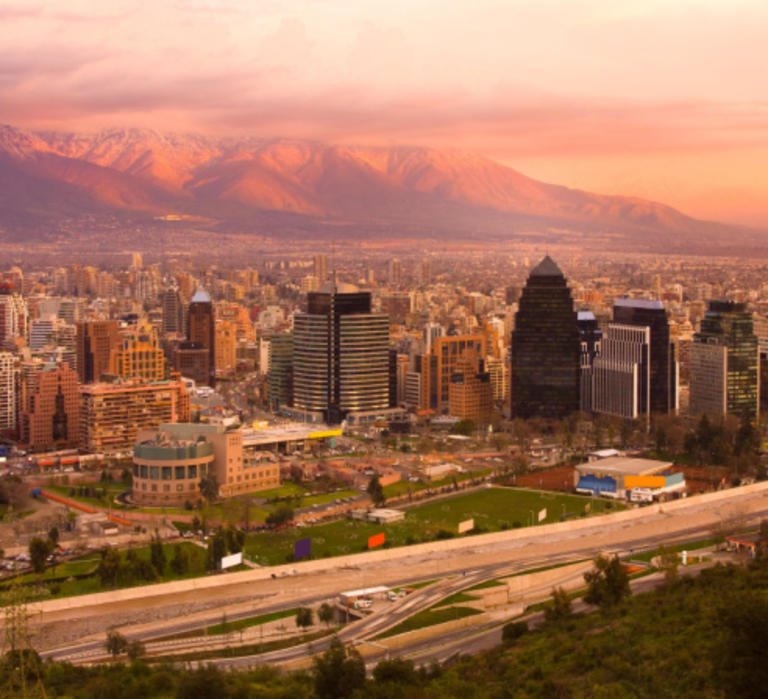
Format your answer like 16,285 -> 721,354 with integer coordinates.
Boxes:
267,333 -> 294,410
511,256 -> 580,419
313,254 -> 328,284
690,301 -> 758,420
612,298 -> 677,415
0,283 -> 27,350
187,287 -> 215,386
577,310 -> 602,412
161,284 -> 185,335
76,320 -> 120,384
293,285 -> 390,424
0,352 -> 17,435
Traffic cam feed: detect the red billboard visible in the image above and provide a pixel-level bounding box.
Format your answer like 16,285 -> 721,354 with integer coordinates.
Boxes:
368,532 -> 385,549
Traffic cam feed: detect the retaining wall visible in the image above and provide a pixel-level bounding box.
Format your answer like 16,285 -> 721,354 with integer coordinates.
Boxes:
30,481 -> 768,616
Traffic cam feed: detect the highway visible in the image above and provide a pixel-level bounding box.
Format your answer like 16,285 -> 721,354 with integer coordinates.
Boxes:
37,483 -> 768,666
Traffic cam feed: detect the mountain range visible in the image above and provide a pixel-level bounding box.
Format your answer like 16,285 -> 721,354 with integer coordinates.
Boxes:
0,124 -> 760,253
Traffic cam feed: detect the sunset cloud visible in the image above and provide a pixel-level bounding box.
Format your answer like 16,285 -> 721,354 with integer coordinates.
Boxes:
1,0 -> 768,224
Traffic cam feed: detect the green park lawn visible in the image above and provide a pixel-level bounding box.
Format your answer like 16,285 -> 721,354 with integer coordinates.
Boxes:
244,487 -> 623,565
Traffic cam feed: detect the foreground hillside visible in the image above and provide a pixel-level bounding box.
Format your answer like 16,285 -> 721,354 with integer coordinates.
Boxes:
4,558 -> 766,697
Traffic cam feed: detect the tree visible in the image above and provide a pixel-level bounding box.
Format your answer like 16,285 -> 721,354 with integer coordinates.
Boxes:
170,544 -> 190,576
150,537 -> 166,576
451,419 -> 475,437
206,530 -> 227,571
312,637 -> 366,699
126,639 -> 145,661
295,607 -> 314,629
657,545 -> 680,584
501,620 -> 528,644
367,475 -> 386,507
317,602 -> 335,627
97,547 -> 123,587
105,629 -> 128,658
28,537 -> 51,576
584,555 -> 630,609
47,526 -> 59,548
198,473 -> 219,504
544,586 -> 572,622
372,657 -> 419,685
266,504 -> 294,527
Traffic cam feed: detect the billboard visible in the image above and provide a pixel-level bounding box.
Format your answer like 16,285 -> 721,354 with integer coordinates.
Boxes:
294,537 -> 311,560
458,518 -> 474,534
220,552 -> 243,569
368,532 -> 386,549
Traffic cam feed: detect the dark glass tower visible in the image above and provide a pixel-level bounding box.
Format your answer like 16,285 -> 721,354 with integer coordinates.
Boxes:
511,256 -> 580,419
187,287 -> 215,387
613,298 -> 677,414
690,300 -> 758,420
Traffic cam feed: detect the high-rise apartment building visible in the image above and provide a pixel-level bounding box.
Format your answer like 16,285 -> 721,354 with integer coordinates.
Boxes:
187,287 -> 215,386
110,321 -> 167,381
690,301 -> 758,420
0,352 -> 17,435
313,254 -> 328,283
511,256 -> 580,419
387,259 -> 402,288
380,292 -> 412,324
293,286 -> 390,424
267,333 -> 293,410
0,283 -> 27,350
214,320 -> 237,377
80,376 -> 190,452
76,320 -> 120,384
161,284 -> 185,336
417,334 -> 490,412
19,361 -> 80,451
449,355 -> 493,424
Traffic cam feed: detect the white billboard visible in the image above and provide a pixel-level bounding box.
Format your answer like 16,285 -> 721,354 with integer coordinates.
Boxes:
458,518 -> 474,534
221,552 -> 243,569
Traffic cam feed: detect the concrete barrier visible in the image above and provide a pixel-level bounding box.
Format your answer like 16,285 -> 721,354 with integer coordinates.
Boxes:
29,481 -> 768,616
374,612 -> 489,651
505,560 -> 592,601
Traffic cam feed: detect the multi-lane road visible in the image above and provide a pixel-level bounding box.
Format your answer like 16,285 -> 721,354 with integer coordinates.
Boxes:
37,482 -> 768,667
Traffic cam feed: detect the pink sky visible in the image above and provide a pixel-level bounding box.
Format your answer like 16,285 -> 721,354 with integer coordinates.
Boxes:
2,0 -> 768,226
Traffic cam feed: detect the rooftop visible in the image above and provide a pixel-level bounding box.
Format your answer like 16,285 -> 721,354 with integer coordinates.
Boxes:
614,297 -> 664,310
529,255 -> 564,278
190,287 -> 211,304
577,456 -> 673,476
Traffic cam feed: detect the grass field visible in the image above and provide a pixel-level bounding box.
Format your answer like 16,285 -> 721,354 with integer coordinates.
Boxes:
244,487 -> 623,565
376,606 -> 482,639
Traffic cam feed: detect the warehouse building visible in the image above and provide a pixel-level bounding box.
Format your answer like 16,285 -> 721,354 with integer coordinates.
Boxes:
574,456 -> 685,502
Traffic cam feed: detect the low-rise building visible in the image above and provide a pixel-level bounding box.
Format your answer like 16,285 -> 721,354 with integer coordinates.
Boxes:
574,456 -> 685,501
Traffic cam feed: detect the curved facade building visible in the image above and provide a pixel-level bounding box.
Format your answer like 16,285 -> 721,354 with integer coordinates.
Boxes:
133,438 -> 214,506
293,287 -> 390,424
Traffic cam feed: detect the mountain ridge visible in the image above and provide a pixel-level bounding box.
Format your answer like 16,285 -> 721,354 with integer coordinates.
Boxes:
0,123 -> 760,251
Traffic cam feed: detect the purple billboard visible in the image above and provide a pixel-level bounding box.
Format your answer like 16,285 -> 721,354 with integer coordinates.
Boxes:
294,537 -> 311,560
